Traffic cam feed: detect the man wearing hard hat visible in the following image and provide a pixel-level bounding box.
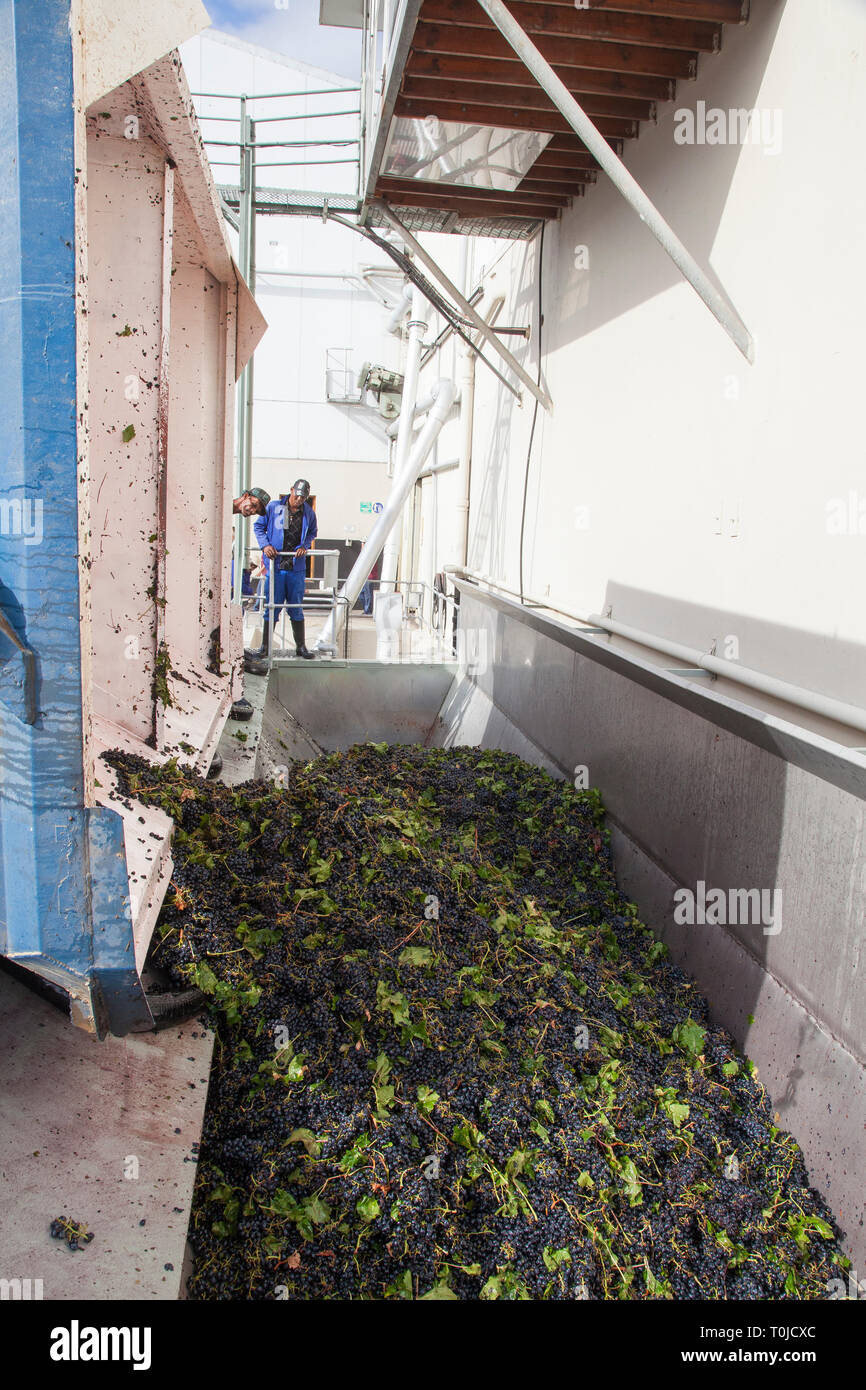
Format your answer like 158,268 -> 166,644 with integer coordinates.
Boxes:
246,478 -> 317,669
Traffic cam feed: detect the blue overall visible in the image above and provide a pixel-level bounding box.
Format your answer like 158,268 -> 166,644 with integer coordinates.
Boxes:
253,497 -> 318,625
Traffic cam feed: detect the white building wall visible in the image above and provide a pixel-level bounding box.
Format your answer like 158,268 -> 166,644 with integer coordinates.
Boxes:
249,455 -> 389,541
414,0 -> 866,712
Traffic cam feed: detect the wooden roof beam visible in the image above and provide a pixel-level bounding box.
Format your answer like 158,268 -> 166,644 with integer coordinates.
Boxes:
529,149 -> 599,169
406,50 -> 677,101
376,187 -> 566,219
418,0 -> 722,53
401,75 -> 656,122
518,0 -> 748,21
395,94 -> 640,138
517,173 -> 597,194
377,174 -> 571,207
411,23 -> 699,78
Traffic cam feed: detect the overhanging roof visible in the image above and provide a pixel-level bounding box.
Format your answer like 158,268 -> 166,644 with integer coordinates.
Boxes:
363,0 -> 750,236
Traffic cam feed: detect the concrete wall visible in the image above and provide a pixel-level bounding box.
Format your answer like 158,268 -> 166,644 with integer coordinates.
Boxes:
412,0 -> 866,710
434,583 -> 866,1266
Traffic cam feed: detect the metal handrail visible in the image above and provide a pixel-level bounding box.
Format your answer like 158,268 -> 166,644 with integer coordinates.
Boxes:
245,557 -> 459,668
250,567 -> 464,669
344,578 -> 460,663
446,566 -> 866,738
256,553 -> 350,667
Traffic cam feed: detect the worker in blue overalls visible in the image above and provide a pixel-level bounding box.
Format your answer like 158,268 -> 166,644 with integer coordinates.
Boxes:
245,478 -> 317,671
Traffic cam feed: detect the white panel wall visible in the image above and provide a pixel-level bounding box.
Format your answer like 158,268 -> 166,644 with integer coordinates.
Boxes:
249,456 -> 390,544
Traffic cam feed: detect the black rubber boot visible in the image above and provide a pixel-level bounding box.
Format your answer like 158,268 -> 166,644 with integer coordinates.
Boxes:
244,622 -> 271,662
291,619 -> 315,659
244,624 -> 270,673
231,697 -> 254,721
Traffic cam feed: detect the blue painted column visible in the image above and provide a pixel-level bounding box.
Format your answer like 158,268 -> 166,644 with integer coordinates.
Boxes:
0,0 -> 150,1034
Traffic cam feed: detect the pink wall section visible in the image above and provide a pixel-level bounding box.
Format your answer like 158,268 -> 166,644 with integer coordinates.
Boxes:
83,68 -> 257,769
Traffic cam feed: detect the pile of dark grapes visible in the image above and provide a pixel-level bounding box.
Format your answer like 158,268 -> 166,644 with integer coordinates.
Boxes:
107,744 -> 847,1301
49,1216 -> 94,1252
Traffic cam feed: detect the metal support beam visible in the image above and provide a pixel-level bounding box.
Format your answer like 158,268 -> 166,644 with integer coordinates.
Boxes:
475,0 -> 755,363
373,200 -> 553,410
234,100 -> 257,603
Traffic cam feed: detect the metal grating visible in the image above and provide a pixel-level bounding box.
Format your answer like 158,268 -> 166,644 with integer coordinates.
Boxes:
218,185 -> 361,216
367,203 -> 538,239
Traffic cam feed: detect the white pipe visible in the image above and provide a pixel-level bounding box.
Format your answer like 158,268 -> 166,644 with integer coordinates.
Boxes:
588,613 -> 866,736
454,339 -> 476,569
418,457 -> 459,480
315,378 -> 458,653
452,284 -> 506,571
385,383 -> 459,437
386,283 -> 413,334
381,283 -> 427,589
445,565 -> 866,737
475,0 -> 754,364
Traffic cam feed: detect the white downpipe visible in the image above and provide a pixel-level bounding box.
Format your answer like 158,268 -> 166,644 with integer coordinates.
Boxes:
452,288 -> 501,566
315,378 -> 458,654
381,283 -> 427,590
454,340 -> 475,569
386,384 -> 458,438
386,283 -> 412,334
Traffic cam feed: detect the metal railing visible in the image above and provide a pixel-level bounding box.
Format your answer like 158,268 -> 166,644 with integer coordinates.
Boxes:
247,551 -> 350,664
359,0 -> 422,205
243,555 -> 460,669
191,86 -> 362,184
343,578 -> 459,663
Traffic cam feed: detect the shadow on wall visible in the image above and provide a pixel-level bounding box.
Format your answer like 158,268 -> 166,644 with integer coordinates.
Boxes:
553,0 -> 789,351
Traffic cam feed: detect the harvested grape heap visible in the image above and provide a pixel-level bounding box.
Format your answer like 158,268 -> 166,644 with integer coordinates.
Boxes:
109,745 -> 845,1300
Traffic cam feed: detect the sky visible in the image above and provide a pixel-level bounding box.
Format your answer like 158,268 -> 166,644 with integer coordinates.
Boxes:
203,0 -> 362,80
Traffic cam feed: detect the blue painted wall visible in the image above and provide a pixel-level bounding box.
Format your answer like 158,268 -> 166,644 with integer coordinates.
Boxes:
0,0 -> 150,1034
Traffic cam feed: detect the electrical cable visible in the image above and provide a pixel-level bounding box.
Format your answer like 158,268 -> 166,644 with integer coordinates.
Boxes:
325,209 -> 525,402
519,221 -> 544,605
